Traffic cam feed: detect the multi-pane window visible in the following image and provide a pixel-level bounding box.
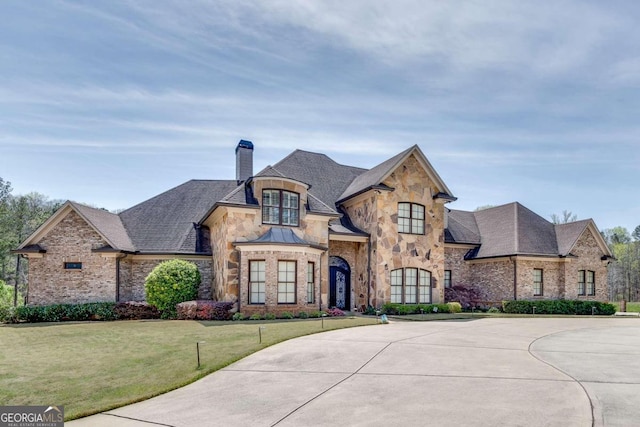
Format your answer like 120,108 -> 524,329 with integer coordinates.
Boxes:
398,202 -> 425,234
586,270 -> 595,296
249,261 -> 265,304
444,270 -> 452,288
278,261 -> 296,303
390,268 -> 432,304
263,189 -> 299,226
533,269 -> 543,296
307,262 -> 315,304
578,270 -> 595,296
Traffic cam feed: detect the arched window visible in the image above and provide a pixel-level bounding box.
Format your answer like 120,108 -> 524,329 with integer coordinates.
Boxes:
390,268 -> 431,304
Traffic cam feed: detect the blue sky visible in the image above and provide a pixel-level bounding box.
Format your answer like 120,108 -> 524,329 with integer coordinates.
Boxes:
1,1 -> 638,232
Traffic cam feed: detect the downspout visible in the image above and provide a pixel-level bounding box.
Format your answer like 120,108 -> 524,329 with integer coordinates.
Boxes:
318,251 -> 323,311
237,250 -> 242,314
116,256 -> 121,302
512,256 -> 518,300
367,240 -> 372,307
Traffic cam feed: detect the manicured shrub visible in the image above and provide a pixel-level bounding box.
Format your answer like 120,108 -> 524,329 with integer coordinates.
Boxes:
232,312 -> 245,321
144,259 -> 201,317
326,308 -> 345,317
381,303 -> 451,315
487,306 -> 501,313
249,313 -> 263,320
176,300 -> 234,320
265,313 -> 276,320
308,311 -> 324,318
447,302 -> 462,313
114,301 -> 160,320
502,300 -> 616,315
444,285 -> 487,310
363,305 -> 377,315
13,302 -> 118,323
297,311 -> 309,319
279,311 -> 294,319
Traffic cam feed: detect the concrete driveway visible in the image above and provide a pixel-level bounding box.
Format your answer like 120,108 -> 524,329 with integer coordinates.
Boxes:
67,317 -> 640,427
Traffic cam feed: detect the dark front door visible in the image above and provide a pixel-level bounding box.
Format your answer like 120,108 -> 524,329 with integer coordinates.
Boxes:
329,257 -> 351,310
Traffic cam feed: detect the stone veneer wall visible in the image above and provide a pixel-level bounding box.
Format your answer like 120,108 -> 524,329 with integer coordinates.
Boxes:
27,210 -> 116,305
343,153 -> 445,305
118,257 -> 213,302
329,240 -> 369,309
238,249 -> 323,316
563,228 -> 609,301
207,177 -> 332,311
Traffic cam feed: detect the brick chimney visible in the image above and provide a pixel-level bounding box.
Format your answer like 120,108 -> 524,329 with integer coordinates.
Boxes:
235,140 -> 254,183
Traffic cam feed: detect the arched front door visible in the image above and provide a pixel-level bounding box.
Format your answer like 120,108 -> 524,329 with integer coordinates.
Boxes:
329,256 -> 351,310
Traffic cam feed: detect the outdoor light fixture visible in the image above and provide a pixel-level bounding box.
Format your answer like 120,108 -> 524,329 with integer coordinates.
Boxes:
321,313 -> 327,328
196,341 -> 206,369
259,326 -> 266,343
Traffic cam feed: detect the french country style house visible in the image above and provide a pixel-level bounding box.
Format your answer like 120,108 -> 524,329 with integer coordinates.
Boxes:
14,141 -> 613,314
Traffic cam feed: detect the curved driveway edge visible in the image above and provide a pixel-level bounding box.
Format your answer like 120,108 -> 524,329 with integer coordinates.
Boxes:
67,318 -> 640,427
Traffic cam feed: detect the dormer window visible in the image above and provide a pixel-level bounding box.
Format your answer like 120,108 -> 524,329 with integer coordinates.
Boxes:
262,189 -> 299,226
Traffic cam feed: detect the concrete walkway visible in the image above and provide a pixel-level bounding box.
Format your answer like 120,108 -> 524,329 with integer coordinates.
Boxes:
67,317 -> 640,426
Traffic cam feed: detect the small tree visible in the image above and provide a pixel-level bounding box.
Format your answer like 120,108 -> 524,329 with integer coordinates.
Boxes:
144,260 -> 201,317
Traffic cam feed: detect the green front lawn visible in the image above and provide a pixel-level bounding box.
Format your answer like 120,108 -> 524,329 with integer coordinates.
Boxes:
612,301 -> 640,312
0,317 -> 377,420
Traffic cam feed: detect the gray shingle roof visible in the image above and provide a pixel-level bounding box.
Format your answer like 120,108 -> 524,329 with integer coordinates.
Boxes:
338,146 -> 414,202
119,180 -> 238,253
71,202 -> 136,252
446,202 -> 591,259
270,150 -> 366,208
555,220 -> 590,255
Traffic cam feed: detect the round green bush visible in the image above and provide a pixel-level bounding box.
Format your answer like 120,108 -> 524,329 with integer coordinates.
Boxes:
232,312 -> 245,321
145,260 -> 201,316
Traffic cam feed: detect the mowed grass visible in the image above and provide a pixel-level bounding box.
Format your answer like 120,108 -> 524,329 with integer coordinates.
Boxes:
612,301 -> 640,312
0,317 -> 377,420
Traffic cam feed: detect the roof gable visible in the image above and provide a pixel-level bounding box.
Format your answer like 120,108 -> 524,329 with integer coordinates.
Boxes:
337,145 -> 454,203
18,201 -> 135,252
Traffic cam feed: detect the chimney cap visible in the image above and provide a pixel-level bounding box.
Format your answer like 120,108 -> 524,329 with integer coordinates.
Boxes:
236,140 -> 254,152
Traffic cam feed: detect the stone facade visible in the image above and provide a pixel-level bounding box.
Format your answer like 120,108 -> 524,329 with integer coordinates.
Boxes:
343,153 -> 445,305
26,210 -> 116,305
329,240 -> 369,309
206,177 -> 333,312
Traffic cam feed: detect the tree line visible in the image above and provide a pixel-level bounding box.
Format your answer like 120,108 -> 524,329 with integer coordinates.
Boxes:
602,226 -> 640,301
0,177 -> 62,303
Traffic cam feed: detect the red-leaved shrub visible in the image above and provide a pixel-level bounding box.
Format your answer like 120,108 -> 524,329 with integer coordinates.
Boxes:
444,285 -> 487,310
114,301 -> 160,320
176,300 -> 234,320
326,307 -> 345,317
